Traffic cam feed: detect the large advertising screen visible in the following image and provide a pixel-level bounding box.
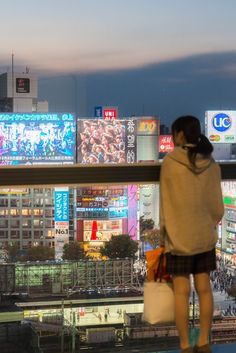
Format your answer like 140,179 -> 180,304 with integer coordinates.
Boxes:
205,111 -> 236,144
0,113 -> 76,165
77,119 -> 137,164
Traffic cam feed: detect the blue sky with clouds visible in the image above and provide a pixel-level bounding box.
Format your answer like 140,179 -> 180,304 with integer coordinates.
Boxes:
1,0 -> 236,123
1,0 -> 236,73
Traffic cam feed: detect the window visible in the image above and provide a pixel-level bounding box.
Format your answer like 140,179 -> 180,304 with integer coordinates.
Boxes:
34,231 -> 44,239
0,219 -> 8,228
22,198 -> 32,207
10,209 -> 20,216
23,230 -> 32,239
33,219 -> 44,227
45,219 -> 54,228
45,209 -> 53,217
10,199 -> 20,207
0,199 -> 8,207
22,209 -> 31,216
10,230 -> 20,239
33,209 -> 43,216
22,219 -> 32,228
10,219 -> 20,228
0,230 -> 7,239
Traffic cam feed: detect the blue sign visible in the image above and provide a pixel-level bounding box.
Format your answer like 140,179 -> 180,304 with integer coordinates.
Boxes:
54,190 -> 69,222
94,106 -> 103,118
212,113 -> 232,132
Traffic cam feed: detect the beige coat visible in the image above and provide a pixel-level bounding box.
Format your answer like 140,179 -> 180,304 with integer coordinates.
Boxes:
160,147 -> 224,255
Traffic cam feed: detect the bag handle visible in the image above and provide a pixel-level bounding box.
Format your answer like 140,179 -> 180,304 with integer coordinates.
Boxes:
154,252 -> 165,282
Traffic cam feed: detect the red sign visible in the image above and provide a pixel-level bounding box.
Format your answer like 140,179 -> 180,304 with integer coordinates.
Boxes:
103,108 -> 117,120
159,135 -> 174,153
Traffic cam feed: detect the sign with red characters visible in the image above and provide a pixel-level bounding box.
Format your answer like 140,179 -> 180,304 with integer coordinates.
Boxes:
103,107 -> 118,120
159,135 -> 174,153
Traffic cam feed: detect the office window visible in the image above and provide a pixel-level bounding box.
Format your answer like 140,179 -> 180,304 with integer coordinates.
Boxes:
0,219 -> 8,228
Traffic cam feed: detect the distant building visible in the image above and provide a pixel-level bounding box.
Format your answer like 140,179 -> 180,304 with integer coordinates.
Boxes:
160,124 -> 170,135
0,71 -> 48,112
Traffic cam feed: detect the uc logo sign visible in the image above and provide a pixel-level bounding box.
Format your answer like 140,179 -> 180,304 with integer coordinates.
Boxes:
212,113 -> 232,132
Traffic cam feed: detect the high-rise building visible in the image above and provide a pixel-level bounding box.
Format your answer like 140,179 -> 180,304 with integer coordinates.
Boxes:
0,70 -> 48,112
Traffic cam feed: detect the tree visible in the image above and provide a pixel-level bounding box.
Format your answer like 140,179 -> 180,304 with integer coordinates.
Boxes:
62,241 -> 85,260
23,245 -> 55,261
6,243 -> 21,262
100,234 -> 138,259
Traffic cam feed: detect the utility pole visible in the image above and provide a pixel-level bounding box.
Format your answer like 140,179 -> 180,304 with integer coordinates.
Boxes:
72,311 -> 76,353
61,299 -> 64,353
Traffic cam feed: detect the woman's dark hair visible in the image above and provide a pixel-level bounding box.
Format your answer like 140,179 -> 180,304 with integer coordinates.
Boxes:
171,115 -> 213,166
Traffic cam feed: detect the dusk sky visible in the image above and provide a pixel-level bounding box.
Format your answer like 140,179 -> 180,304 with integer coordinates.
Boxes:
1,0 -> 236,125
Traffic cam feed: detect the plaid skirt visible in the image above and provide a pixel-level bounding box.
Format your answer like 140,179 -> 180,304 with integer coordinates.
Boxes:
166,248 -> 216,275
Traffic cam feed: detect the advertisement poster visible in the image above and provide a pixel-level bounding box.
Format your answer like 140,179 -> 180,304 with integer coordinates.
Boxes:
77,119 -> 137,164
54,187 -> 69,259
0,113 -> 76,165
205,111 -> 236,143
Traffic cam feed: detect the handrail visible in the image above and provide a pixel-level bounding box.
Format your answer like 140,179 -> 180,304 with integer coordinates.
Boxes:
0,162 -> 234,187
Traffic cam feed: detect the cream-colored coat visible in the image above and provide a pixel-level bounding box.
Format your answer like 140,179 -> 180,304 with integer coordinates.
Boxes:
160,147 -> 224,255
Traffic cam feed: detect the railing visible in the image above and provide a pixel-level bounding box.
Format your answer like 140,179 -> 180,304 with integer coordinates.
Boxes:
0,162 -> 235,187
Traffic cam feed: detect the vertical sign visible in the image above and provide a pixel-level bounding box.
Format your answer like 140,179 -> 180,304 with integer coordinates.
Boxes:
125,119 -> 137,163
94,106 -> 103,118
54,187 -> 69,259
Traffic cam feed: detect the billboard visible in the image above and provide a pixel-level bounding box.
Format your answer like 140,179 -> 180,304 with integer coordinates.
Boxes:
0,113 -> 76,165
77,119 -> 137,164
103,107 -> 118,120
205,111 -> 236,143
159,135 -> 174,153
16,78 -> 30,93
54,187 -> 69,259
137,118 -> 159,135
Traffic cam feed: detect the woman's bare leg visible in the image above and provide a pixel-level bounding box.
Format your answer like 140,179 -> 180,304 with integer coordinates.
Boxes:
193,272 -> 213,346
173,275 -> 191,349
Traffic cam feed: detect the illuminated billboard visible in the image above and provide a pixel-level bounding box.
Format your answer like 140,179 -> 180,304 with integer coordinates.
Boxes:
77,119 -> 137,164
205,111 -> 236,143
16,78 -> 30,93
159,135 -> 174,153
0,113 -> 76,165
137,118 -> 159,135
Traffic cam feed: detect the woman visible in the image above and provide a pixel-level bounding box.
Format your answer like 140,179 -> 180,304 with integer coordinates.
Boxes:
159,116 -> 224,353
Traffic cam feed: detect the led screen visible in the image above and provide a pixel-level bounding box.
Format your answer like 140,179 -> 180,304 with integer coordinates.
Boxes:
0,113 -> 76,165
77,119 -> 137,164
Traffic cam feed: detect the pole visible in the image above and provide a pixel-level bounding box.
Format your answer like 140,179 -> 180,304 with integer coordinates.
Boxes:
72,311 -> 76,353
11,52 -> 14,112
61,299 -> 64,353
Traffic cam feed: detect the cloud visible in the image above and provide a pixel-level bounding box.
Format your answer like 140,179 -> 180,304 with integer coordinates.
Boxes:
33,51 -> 236,126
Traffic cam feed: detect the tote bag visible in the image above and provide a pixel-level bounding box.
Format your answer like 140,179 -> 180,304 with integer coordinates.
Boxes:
143,252 -> 175,324
142,279 -> 175,324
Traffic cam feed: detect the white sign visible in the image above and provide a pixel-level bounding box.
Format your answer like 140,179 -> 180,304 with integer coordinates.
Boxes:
205,111 -> 236,143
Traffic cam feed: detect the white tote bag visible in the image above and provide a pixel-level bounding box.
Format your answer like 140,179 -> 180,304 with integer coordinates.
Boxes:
142,280 -> 175,324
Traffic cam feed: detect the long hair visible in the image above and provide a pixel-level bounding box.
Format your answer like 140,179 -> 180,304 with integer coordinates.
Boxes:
171,115 -> 213,166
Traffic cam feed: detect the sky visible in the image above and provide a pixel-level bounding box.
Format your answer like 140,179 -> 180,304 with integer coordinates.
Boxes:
1,0 -> 236,125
